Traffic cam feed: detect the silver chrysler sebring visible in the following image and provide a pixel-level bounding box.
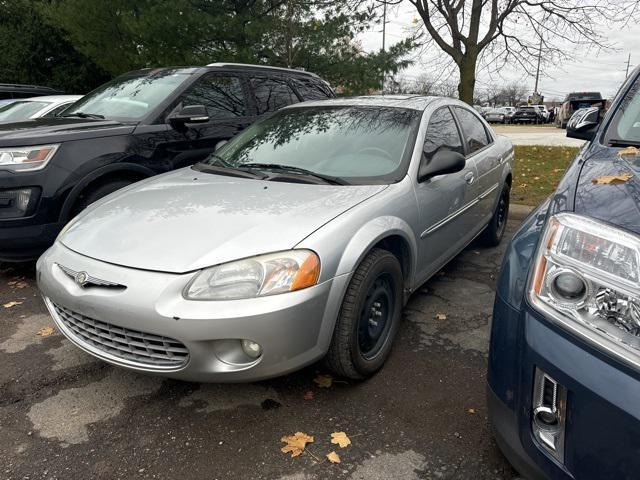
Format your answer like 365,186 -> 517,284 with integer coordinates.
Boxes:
37,96 -> 513,382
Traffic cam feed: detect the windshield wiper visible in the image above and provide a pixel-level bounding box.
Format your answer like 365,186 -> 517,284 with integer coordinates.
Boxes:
609,139 -> 640,147
192,162 -> 268,180
240,163 -> 348,185
61,112 -> 105,119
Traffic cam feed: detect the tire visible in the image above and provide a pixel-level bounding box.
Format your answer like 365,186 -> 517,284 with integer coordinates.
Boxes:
326,248 -> 403,380
480,182 -> 510,247
73,179 -> 134,214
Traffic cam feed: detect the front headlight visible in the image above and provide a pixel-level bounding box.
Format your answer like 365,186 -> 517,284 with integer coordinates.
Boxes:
530,212 -> 640,367
184,250 -> 321,301
0,144 -> 59,172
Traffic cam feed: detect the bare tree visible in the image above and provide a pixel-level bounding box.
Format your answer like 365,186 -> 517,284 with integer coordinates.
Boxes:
358,0 -> 639,104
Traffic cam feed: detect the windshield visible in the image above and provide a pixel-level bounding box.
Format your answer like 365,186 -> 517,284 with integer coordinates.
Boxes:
606,78 -> 640,145
202,106 -> 421,184
0,101 -> 50,122
64,70 -> 191,121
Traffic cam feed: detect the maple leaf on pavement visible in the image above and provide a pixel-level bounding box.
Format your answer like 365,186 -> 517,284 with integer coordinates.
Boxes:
330,432 -> 351,448
280,432 -> 314,458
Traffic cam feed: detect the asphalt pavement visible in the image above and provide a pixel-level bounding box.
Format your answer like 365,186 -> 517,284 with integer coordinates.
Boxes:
0,220 -> 522,480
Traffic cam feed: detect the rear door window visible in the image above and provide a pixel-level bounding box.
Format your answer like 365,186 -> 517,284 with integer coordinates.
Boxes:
453,107 -> 491,154
290,78 -> 332,100
181,74 -> 247,120
251,77 -> 300,115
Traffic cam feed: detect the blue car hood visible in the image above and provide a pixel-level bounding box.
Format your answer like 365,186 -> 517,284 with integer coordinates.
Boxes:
574,145 -> 640,236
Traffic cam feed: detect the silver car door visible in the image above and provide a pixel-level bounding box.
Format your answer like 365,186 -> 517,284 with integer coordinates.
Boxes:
414,106 -> 480,284
451,106 -> 502,225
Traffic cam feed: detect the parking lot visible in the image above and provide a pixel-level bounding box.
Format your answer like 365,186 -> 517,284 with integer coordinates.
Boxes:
493,124 -> 585,147
0,219 -> 522,480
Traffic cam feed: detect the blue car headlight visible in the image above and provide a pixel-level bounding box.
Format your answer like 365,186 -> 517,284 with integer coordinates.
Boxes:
530,212 -> 640,368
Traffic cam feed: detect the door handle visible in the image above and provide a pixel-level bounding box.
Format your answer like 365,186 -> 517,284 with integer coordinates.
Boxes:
464,172 -> 475,185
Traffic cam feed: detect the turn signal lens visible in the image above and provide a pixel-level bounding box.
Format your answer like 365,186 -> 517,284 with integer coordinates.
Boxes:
291,253 -> 320,291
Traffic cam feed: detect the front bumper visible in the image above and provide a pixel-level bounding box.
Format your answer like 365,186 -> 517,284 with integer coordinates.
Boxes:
0,220 -> 61,261
488,293 -> 640,479
37,242 -> 350,382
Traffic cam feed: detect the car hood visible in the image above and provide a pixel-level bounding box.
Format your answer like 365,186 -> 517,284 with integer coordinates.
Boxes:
574,145 -> 640,236
60,168 -> 387,273
0,117 -> 135,146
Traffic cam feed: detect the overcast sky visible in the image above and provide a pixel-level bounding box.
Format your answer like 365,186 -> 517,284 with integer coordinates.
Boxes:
358,3 -> 639,101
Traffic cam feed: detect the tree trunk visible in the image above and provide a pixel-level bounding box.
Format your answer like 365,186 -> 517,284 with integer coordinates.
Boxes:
457,55 -> 478,105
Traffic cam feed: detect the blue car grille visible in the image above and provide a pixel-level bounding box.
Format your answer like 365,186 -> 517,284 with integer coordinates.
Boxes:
52,302 -> 189,368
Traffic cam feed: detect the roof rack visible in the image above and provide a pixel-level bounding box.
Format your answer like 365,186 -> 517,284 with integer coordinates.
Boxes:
206,63 -> 319,78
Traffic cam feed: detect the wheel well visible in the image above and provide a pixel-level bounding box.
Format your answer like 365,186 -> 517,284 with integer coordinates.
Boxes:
372,235 -> 412,286
68,170 -> 150,217
505,173 -> 512,187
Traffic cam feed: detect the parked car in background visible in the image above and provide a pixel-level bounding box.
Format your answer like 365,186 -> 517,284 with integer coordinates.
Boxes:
556,91 -> 606,129
0,83 -> 63,102
485,108 -> 507,123
37,95 -> 513,382
531,105 -> 549,123
0,95 -> 82,123
511,106 -> 542,124
0,63 -> 334,261
488,66 -> 640,479
501,106 -> 516,123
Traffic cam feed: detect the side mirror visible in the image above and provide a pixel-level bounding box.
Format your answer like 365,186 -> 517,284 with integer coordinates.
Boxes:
418,150 -> 466,183
566,107 -> 600,141
168,105 -> 210,129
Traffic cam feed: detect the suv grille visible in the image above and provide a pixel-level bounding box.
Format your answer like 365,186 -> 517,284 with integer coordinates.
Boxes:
52,302 -> 189,369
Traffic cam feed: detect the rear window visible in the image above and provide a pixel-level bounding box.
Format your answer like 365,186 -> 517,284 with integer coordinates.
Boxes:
291,78 -> 332,100
453,107 -> 491,154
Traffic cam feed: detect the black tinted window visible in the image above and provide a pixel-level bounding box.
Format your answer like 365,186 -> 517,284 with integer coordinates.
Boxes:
423,107 -> 464,160
453,107 -> 490,154
291,78 -> 331,100
251,77 -> 299,115
181,74 -> 247,119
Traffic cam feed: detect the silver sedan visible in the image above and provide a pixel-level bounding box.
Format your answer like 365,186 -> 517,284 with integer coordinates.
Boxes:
37,96 -> 513,382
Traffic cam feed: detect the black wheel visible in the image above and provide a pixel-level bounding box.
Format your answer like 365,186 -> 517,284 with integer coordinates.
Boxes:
326,248 -> 403,379
480,182 -> 510,247
73,179 -> 134,215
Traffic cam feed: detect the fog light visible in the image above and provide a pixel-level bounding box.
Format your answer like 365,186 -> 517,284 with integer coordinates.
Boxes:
532,368 -> 567,462
241,339 -> 262,359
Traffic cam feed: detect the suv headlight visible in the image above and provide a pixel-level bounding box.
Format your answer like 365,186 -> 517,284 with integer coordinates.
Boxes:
184,250 -> 321,301
0,144 -> 59,172
530,212 -> 640,367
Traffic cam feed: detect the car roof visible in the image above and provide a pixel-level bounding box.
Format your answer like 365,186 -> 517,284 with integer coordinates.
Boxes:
206,62 -> 320,79
0,83 -> 62,94
20,95 -> 83,103
286,95 -> 446,111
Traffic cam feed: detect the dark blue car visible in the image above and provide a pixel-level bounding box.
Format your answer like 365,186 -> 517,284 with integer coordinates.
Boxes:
488,66 -> 640,479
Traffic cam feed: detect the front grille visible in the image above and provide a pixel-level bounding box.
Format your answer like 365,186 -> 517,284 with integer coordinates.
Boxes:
52,302 -> 189,369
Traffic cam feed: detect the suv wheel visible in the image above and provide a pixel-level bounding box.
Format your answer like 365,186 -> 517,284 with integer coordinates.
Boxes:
326,248 -> 403,379
73,179 -> 134,215
480,182 -> 510,247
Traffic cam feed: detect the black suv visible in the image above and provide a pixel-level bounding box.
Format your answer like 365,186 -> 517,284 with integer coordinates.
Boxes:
0,63 -> 334,261
511,106 -> 542,124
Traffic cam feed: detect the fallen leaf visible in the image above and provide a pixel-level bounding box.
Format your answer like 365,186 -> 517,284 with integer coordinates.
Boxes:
280,432 -> 314,458
331,431 -> 351,448
592,173 -> 633,185
313,374 -> 333,388
303,390 -> 314,401
13,281 -> 28,289
468,408 -> 477,414
435,313 -> 447,320
37,326 -> 55,337
326,451 -> 341,464
3,301 -> 23,308
618,146 -> 640,157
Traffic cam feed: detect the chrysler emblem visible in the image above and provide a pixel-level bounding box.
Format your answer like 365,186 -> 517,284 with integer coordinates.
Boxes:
74,271 -> 89,287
